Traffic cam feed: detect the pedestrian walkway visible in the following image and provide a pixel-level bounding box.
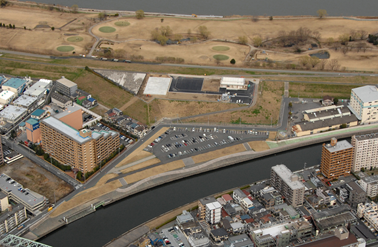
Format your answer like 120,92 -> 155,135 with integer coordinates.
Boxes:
243,143 -> 252,150
267,123 -> 378,149
109,155 -> 156,174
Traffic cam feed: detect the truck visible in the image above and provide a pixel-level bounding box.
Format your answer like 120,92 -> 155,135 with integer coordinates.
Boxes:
18,224 -> 25,230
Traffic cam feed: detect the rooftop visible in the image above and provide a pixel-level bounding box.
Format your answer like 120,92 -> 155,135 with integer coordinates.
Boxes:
211,228 -> 228,237
354,132 -> 378,141
0,105 -> 27,121
0,90 -> 15,100
222,194 -> 233,201
361,174 -> 378,184
26,118 -> 39,125
352,85 -> 378,103
324,140 -> 353,153
0,174 -> 45,209
2,78 -> 27,89
0,204 -> 24,223
54,105 -> 81,119
294,114 -> 358,132
51,92 -> 71,104
206,201 -> 222,210
12,95 -> 37,108
220,77 -> 246,86
56,76 -> 77,88
271,164 -> 305,191
296,234 -> 357,247
0,190 -> 7,199
24,79 -> 51,97
199,196 -> 216,205
346,181 -> 365,194
312,204 -> 350,220
31,109 -> 46,117
304,105 -> 351,121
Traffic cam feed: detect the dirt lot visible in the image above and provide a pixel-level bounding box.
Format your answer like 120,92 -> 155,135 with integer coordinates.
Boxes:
124,160 -> 185,184
182,80 -> 283,125
0,7 -> 95,55
0,158 -> 73,204
99,41 -> 249,65
149,99 -> 242,123
74,71 -> 134,109
161,92 -> 220,102
202,78 -> 221,92
192,144 -> 247,163
289,82 -> 356,99
248,141 -> 270,151
120,158 -> 161,174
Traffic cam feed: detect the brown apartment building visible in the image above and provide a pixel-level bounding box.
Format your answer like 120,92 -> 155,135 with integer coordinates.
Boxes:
320,138 -> 354,179
41,116 -> 119,174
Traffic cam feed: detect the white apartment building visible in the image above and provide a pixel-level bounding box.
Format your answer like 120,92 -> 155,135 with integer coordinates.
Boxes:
351,133 -> 378,172
357,202 -> 378,232
205,201 -> 222,224
348,85 -> 378,124
359,175 -> 378,197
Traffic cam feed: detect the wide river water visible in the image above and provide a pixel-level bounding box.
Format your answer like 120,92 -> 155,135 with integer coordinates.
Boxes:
22,0 -> 378,16
40,142 -> 327,247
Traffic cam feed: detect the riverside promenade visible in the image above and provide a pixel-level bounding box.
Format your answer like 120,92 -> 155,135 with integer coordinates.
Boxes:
25,123 -> 378,241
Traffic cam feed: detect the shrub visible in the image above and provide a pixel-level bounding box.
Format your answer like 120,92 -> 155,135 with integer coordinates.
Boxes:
238,36 -> 248,45
230,58 -> 236,64
269,16 -> 273,21
136,9 -> 144,19
198,26 -> 210,39
51,27 -> 55,31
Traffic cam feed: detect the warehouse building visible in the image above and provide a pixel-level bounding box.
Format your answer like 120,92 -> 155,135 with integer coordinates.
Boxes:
23,79 -> 52,99
0,105 -> 27,124
0,90 -> 16,105
220,77 -> 249,90
2,78 -> 29,95
51,92 -> 72,108
56,76 -> 77,97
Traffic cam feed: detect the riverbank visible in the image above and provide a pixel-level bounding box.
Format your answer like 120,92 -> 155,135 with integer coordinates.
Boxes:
25,122 -> 378,242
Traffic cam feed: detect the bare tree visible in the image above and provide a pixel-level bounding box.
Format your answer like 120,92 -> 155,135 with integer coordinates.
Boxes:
310,56 -> 320,68
238,36 -> 248,45
136,9 -> 145,19
341,46 -> 349,55
71,4 -> 78,13
326,37 -> 334,46
173,34 -> 183,41
252,36 -> 262,47
339,33 -> 349,45
359,30 -> 368,40
187,29 -> 191,35
198,26 -> 210,39
157,35 -> 168,46
299,56 -> 310,68
160,26 -> 172,37
151,29 -> 160,40
313,30 -> 321,40
350,30 -> 359,41
215,58 -> 221,65
252,16 -> 259,22
318,60 -> 327,70
317,9 -> 328,18
328,59 -> 340,70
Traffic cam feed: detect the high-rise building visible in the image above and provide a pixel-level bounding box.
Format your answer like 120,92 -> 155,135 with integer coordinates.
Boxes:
198,197 -> 216,220
270,164 -> 305,207
41,116 -> 120,174
359,175 -> 378,198
348,85 -> 378,124
320,138 -> 353,179
351,133 -> 378,172
205,201 -> 222,224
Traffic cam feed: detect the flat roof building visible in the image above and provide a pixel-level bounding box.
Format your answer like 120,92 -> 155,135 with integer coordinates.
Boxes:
56,76 -> 77,97
0,90 -> 16,105
321,138 -> 353,179
0,204 -> 27,235
0,190 -> 8,212
0,174 -> 47,213
23,79 -> 52,99
0,105 -> 27,124
41,116 -> 120,174
2,78 -> 28,95
220,77 -> 248,90
359,175 -> 378,198
26,118 -> 41,143
54,105 -> 83,130
349,85 -> 378,124
51,92 -> 72,109
12,95 -> 38,111
206,201 -> 222,224
271,164 -> 305,207
198,196 -> 216,220
31,109 -> 46,120
351,133 -> 378,172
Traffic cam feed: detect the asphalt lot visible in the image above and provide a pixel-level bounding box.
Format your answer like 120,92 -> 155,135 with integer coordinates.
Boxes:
161,226 -> 190,247
144,127 -> 268,162
169,76 -> 204,93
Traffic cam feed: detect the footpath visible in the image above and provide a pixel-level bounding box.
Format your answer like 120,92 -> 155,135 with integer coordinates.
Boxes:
24,123 -> 378,241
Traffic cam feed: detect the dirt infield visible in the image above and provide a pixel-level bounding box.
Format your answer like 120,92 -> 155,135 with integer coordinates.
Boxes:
248,141 -> 270,151
120,158 -> 161,174
192,144 -> 247,163
124,160 -> 185,184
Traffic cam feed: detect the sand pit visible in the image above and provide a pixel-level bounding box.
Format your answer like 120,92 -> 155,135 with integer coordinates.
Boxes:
192,144 -> 247,164
124,160 -> 185,184
120,158 -> 161,174
116,128 -> 168,168
248,141 -> 270,151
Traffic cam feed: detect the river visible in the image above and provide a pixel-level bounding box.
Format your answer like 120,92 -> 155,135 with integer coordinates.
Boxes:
40,142 -> 326,247
20,0 -> 378,16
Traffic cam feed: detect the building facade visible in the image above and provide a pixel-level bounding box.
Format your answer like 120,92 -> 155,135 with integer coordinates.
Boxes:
320,138 -> 353,179
2,78 -> 28,95
270,164 -> 305,207
0,205 -> 27,235
51,92 -> 72,109
359,175 -> 378,198
205,201 -> 222,224
351,133 -> 378,172
56,76 -> 77,97
41,117 -> 120,174
357,202 -> 378,232
346,181 -> 366,208
349,85 -> 378,124
26,118 -> 41,143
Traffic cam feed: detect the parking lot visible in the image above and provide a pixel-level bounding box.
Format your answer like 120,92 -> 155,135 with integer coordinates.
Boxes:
91,123 -> 133,146
144,127 -> 269,162
161,226 -> 190,247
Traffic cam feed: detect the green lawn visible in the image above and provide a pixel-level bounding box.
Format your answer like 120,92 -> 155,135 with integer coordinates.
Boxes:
56,46 -> 75,52
212,46 -> 230,51
115,21 -> 130,27
99,26 -> 116,33
213,54 -> 229,60
67,36 -> 83,42
289,82 -> 355,99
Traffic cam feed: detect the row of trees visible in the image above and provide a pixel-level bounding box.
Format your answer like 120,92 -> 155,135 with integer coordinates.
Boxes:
150,25 -> 211,46
0,23 -> 15,29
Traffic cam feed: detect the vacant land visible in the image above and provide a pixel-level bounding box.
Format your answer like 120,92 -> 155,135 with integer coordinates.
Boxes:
248,141 -> 270,151
202,78 -> 220,92
0,158 -> 73,204
149,99 -> 242,123
289,82 -> 356,99
99,41 -> 248,65
161,92 -> 220,102
192,144 -> 247,163
183,81 -> 283,125
123,98 -> 148,124
74,71 -> 134,109
124,160 -> 185,184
